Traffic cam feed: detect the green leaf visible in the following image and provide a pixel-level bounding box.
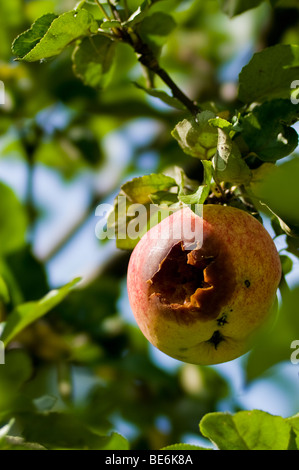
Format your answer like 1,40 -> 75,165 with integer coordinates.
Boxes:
287,414 -> 299,450
0,436 -> 46,450
178,161 -> 213,205
0,259 -> 23,307
280,255 -> 293,276
213,128 -> 252,184
6,247 -> 49,302
100,19 -> 122,30
161,443 -> 212,450
249,157 -> 299,235
172,111 -> 218,160
219,0 -> 264,17
12,10 -> 98,62
239,44 -> 299,104
121,173 -> 177,204
0,349 -> 33,388
209,116 -> 233,132
11,13 -> 57,58
0,276 -> 10,304
139,12 -> 176,36
1,420 -> 44,450
149,191 -> 179,206
134,83 -> 187,110
18,413 -> 130,450
0,278 -> 81,346
0,419 -> 15,442
200,410 -> 292,450
241,99 -> 299,162
106,174 -> 177,250
270,0 -> 299,7
124,0 -> 151,26
100,432 -> 130,450
245,288 -> 299,381
72,35 -> 116,89
106,194 -> 139,251
0,182 -> 28,256
33,395 -> 57,412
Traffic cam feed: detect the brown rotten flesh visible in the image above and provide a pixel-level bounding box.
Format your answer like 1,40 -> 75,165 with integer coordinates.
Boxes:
148,236 -> 236,323
148,242 -> 213,306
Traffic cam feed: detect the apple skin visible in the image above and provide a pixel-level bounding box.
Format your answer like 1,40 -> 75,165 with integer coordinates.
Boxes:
127,205 -> 282,365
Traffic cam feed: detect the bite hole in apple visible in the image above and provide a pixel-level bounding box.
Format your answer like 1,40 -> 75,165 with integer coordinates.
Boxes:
148,241 -> 215,307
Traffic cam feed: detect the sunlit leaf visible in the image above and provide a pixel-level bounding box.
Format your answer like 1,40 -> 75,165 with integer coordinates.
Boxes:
161,443 -> 212,450
11,13 -> 57,58
213,128 -> 252,184
1,278 -> 81,346
12,10 -> 98,61
122,173 -> 177,204
172,112 -> 218,160
200,410 -> 292,450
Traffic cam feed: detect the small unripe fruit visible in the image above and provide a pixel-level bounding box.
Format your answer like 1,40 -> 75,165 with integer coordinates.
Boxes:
127,205 -> 281,365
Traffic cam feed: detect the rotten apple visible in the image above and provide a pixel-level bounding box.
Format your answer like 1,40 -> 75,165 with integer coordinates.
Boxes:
127,205 -> 281,365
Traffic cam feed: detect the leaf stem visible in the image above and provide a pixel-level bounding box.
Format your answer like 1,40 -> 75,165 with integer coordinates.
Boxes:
123,0 -> 129,19
94,0 -> 110,21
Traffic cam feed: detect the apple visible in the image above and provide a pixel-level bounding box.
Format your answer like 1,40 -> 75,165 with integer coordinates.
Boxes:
127,205 -> 281,365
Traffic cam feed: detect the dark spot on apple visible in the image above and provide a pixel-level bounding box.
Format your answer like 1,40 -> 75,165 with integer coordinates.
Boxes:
207,330 -> 224,350
217,314 -> 228,327
245,280 -> 251,288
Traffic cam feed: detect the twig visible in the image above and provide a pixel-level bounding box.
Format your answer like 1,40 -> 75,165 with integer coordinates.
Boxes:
107,0 -> 119,20
128,34 -> 199,115
93,7 -> 199,115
